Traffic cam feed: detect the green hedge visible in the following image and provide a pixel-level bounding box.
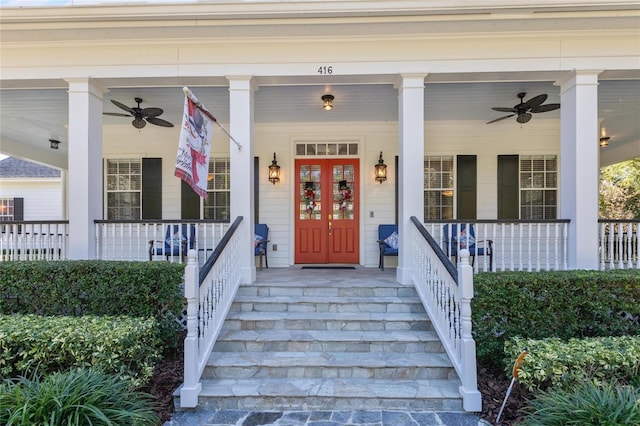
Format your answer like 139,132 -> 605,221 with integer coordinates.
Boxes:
0,260 -> 185,348
0,315 -> 161,387
504,336 -> 640,391
472,270 -> 640,366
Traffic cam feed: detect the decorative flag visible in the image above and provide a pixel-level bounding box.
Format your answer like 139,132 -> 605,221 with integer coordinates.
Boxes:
174,94 -> 213,198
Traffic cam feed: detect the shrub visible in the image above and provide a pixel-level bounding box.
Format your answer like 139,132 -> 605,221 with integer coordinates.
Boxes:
504,336 -> 640,392
0,368 -> 160,426
520,381 -> 640,426
0,315 -> 161,386
472,270 -> 640,366
0,260 -> 185,349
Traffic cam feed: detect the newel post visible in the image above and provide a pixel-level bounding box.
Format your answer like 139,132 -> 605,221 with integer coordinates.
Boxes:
457,250 -> 482,412
180,249 -> 202,407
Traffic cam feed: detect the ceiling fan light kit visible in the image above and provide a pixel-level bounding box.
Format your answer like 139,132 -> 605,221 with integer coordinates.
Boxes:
487,92 -> 560,124
104,97 -> 174,129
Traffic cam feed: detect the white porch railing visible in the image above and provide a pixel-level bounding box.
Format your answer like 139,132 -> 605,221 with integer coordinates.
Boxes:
180,216 -> 243,408
598,219 -> 640,270
409,217 -> 481,412
423,220 -> 570,272
0,221 -> 69,261
95,220 -> 230,264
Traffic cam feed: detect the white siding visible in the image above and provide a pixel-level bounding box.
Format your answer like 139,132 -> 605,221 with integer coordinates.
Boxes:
0,178 -> 63,220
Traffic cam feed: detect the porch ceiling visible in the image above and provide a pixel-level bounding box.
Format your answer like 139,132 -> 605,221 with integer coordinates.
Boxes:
0,73 -> 639,168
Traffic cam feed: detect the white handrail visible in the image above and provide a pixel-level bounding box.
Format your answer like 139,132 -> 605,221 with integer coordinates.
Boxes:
180,218 -> 242,408
409,220 -> 481,412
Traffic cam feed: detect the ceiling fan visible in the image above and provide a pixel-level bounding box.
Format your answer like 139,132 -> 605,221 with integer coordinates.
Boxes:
104,97 -> 174,129
487,92 -> 560,124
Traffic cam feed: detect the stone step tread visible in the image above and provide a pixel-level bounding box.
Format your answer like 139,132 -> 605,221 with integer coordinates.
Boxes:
225,311 -> 428,321
218,329 -> 440,343
198,378 -> 461,400
206,352 -> 453,368
233,295 -> 422,303
244,281 -> 406,288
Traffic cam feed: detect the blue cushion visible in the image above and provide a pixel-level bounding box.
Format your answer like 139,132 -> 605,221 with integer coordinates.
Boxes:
379,224 -> 398,255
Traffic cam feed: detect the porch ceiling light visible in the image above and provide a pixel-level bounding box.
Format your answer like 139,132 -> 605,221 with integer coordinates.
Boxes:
374,151 -> 387,184
268,152 -> 281,185
321,94 -> 334,111
49,139 -> 61,149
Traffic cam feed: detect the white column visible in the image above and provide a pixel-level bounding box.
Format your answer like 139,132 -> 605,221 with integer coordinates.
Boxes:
396,74 -> 426,284
228,76 -> 256,284
65,78 -> 105,259
555,70 -> 601,270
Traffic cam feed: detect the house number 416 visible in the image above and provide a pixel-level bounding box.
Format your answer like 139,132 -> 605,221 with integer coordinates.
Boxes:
317,66 -> 333,75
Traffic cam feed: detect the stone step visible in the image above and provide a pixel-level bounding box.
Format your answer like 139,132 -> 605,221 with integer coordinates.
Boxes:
230,295 -> 424,313
236,282 -> 418,298
221,311 -> 433,332
195,378 -> 463,411
213,330 -> 444,353
203,351 -> 456,380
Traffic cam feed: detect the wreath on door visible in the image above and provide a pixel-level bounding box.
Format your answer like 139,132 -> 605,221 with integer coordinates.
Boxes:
304,182 -> 316,215
338,180 -> 352,211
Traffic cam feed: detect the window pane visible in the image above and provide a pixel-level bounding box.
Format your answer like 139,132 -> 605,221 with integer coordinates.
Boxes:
519,155 -> 557,219
105,159 -> 142,220
205,157 -> 231,220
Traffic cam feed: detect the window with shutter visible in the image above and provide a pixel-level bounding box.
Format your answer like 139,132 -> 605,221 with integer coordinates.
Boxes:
204,157 -> 231,221
424,156 -> 454,220
520,155 -> 557,219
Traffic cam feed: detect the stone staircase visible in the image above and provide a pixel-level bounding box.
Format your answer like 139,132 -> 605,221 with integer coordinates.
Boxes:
188,269 -> 463,411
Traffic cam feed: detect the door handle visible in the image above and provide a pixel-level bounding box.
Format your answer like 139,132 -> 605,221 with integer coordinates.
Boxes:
328,214 -> 332,235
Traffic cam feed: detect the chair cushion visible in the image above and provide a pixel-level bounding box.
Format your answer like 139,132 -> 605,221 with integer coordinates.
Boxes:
455,229 -> 475,249
384,231 -> 399,249
166,231 -> 186,247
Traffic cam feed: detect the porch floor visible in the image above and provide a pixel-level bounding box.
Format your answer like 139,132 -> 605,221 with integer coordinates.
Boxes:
167,266 -> 488,426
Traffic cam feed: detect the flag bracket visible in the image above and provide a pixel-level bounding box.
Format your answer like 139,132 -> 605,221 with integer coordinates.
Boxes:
183,87 -> 242,152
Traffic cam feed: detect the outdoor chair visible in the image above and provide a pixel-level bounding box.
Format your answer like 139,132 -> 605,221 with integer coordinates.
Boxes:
377,224 -> 398,271
149,224 -> 196,262
255,223 -> 269,269
442,223 -> 493,271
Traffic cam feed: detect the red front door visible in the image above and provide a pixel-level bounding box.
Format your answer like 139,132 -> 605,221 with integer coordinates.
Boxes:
295,159 -> 359,264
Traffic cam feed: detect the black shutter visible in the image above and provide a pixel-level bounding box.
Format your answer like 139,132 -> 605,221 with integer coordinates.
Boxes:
457,155 -> 477,220
142,158 -> 162,220
13,197 -> 24,220
498,155 -> 519,219
181,180 -> 200,219
254,156 -> 259,223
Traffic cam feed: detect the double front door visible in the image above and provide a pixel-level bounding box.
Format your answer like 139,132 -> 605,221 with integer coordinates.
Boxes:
295,159 -> 359,264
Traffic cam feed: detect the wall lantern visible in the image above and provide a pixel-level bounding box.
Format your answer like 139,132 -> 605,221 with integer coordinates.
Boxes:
321,94 -> 334,111
268,152 -> 281,184
599,136 -> 610,148
374,151 -> 387,184
49,139 -> 61,149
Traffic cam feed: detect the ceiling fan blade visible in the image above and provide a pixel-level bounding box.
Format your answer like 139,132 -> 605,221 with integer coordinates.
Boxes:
146,117 -> 174,127
111,99 -> 135,115
142,107 -> 164,118
103,112 -> 132,117
492,107 -> 516,113
486,114 -> 515,124
521,94 -> 547,110
530,103 -> 560,113
132,117 -> 147,129
517,113 -> 532,123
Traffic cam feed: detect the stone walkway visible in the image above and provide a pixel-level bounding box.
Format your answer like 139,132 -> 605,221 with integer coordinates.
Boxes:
165,409 -> 490,426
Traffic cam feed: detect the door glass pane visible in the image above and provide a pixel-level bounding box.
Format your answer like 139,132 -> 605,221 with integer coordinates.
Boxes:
300,165 -> 321,220
333,164 -> 354,220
